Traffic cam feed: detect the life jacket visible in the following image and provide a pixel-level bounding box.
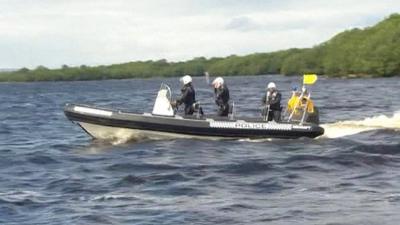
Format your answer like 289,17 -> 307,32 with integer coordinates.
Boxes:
287,95 -> 315,115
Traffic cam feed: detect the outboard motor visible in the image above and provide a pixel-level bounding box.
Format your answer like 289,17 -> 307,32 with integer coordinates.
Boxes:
289,105 -> 319,124
152,83 -> 175,116
305,106 -> 319,124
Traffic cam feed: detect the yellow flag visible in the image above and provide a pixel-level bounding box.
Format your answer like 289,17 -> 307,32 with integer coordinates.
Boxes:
303,74 -> 318,85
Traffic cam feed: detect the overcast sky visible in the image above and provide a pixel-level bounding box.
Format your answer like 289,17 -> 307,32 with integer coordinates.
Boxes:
0,0 -> 399,69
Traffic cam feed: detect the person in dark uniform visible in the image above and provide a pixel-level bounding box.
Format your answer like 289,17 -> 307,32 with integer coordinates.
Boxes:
174,75 -> 196,115
262,82 -> 282,122
212,77 -> 230,116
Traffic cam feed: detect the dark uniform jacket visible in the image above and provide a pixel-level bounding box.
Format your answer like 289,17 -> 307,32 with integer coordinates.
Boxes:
214,84 -> 230,116
262,89 -> 281,110
176,83 -> 195,115
262,89 -> 282,121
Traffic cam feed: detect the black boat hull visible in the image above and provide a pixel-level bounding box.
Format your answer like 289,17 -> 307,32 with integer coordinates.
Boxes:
64,104 -> 324,141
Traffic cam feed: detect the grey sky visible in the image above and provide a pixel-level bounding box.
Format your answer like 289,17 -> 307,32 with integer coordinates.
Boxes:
0,0 -> 399,68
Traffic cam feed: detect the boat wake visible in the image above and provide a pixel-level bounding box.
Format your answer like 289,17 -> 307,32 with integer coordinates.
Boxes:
321,111 -> 400,138
238,138 -> 274,143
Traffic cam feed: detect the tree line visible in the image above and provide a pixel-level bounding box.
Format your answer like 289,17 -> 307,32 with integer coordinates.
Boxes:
0,14 -> 399,82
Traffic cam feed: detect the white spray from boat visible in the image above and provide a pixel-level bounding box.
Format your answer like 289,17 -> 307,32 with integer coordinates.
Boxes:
321,111 -> 400,138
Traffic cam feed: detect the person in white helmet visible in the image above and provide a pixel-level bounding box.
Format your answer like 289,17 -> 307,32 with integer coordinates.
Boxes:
262,82 -> 282,121
174,75 -> 196,115
212,77 -> 230,116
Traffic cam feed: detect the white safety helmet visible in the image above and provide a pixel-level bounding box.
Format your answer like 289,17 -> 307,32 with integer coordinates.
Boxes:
180,75 -> 192,85
212,77 -> 224,88
267,82 -> 276,89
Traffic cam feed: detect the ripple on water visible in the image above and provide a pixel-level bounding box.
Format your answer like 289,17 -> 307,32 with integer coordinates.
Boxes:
0,190 -> 58,209
218,160 -> 277,175
1,76 -> 400,225
27,155 -> 60,165
114,175 -> 147,187
106,163 -> 180,172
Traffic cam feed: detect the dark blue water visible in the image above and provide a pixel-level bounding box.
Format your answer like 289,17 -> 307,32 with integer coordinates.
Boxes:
1,75 -> 400,224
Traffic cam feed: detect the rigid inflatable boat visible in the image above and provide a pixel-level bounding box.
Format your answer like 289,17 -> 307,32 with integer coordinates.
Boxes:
64,83 -> 324,141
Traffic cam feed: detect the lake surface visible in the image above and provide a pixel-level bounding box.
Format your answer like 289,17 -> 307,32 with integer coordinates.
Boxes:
0,75 -> 399,224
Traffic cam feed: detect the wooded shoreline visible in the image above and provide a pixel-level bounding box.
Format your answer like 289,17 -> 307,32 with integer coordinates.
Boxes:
1,14 -> 399,82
